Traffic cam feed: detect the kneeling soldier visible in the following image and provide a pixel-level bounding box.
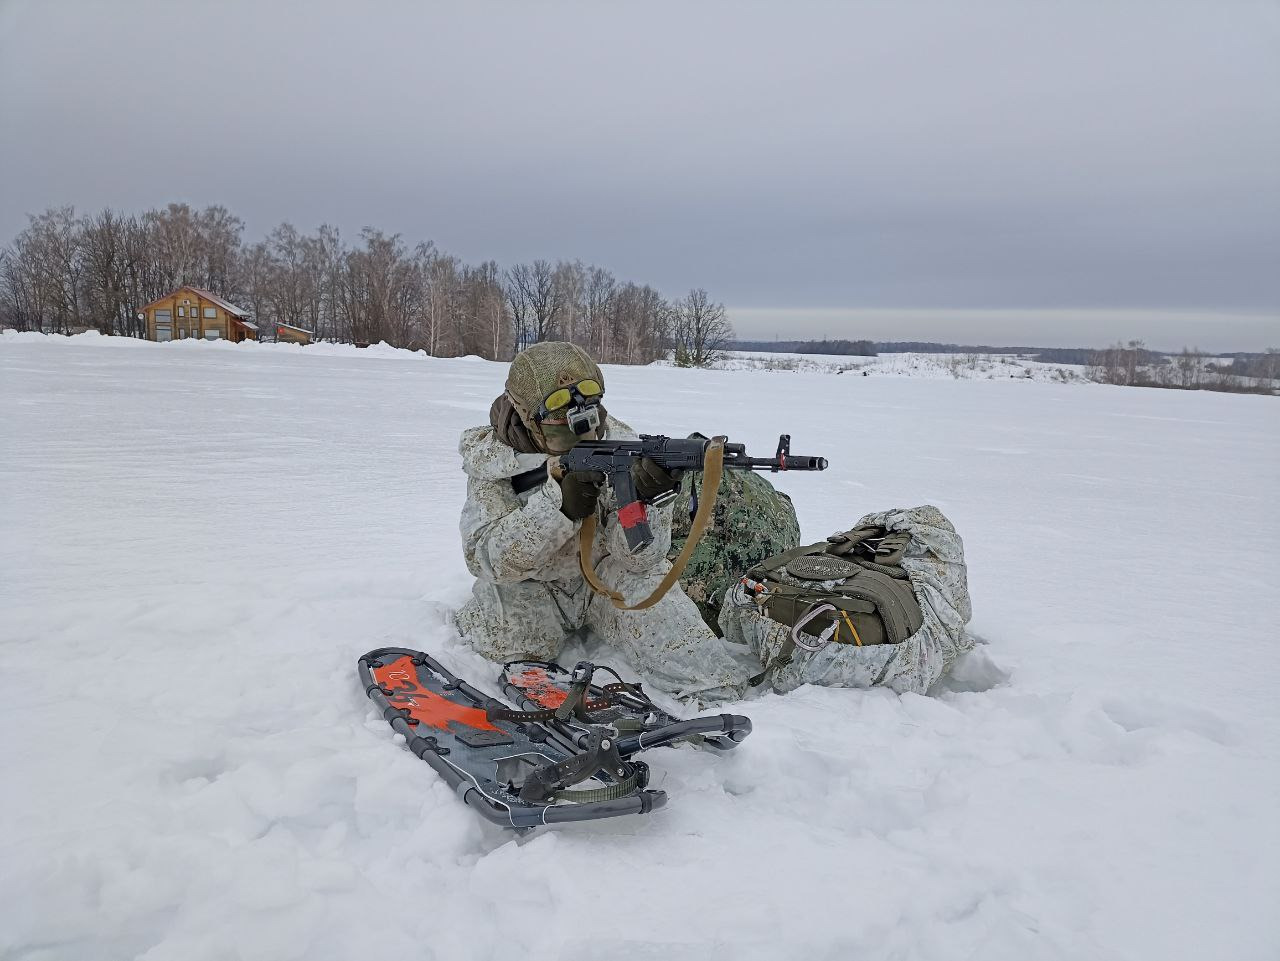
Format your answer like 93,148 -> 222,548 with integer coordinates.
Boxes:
454,342 -> 754,706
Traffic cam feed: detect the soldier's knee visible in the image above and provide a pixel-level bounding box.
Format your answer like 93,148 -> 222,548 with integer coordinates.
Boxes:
458,596 -> 568,659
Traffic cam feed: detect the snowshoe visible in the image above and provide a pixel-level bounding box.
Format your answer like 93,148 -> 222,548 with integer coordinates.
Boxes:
358,648 -> 665,829
500,659 -> 752,755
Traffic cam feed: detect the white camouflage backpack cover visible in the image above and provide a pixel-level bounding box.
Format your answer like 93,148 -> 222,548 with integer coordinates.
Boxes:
719,504 -> 975,695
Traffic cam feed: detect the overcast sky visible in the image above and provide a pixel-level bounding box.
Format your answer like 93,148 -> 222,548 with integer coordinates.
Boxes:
1,0 -> 1277,349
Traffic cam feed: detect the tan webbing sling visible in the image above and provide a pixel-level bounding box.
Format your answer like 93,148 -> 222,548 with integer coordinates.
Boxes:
577,437 -> 726,611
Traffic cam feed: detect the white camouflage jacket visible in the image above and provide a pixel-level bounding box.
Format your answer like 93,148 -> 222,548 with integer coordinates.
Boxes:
458,415 -> 674,590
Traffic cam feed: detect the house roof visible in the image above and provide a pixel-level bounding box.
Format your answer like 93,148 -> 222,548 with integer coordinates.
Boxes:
139,285 -> 248,318
276,323 -> 314,334
236,320 -> 259,331
185,287 -> 248,318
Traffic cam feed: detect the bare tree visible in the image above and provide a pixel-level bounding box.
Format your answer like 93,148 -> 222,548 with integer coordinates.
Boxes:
1088,339 -> 1150,387
552,260 -> 585,347
672,288 -> 732,367
582,265 -> 617,362
1175,346 -> 1205,389
309,224 -> 344,342
196,205 -> 244,294
80,209 -> 133,334
420,247 -> 460,356
1261,348 -> 1280,383
457,261 -> 511,359
338,229 -> 419,347
506,260 -> 565,350
235,240 -> 275,332
608,283 -> 671,365
0,243 -> 43,331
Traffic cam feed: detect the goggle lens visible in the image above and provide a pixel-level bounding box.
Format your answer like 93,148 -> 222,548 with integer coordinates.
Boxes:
543,379 -> 602,413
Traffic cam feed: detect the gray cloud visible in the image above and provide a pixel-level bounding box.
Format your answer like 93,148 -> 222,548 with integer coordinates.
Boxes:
1,0 -> 1277,347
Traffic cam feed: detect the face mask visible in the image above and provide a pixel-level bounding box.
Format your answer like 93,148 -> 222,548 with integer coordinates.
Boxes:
539,421 -> 593,454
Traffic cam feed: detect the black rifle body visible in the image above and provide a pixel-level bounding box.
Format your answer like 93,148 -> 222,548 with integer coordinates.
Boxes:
559,434 -> 827,553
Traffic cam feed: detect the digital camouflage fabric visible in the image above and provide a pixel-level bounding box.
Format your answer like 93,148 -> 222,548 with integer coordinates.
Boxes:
668,447 -> 802,633
719,504 -> 975,694
453,414 -> 758,707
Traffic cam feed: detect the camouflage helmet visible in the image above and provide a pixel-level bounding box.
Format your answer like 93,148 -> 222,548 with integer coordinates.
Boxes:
505,342 -> 605,450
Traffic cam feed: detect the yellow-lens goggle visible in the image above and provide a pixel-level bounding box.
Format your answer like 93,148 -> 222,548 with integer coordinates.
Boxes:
538,379 -> 603,418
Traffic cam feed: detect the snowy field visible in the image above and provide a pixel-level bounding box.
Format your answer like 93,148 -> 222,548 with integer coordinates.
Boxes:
2,332 -> 1278,961
715,349 -> 1086,382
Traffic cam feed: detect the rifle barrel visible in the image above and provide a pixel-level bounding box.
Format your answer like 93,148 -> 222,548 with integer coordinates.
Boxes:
737,455 -> 828,471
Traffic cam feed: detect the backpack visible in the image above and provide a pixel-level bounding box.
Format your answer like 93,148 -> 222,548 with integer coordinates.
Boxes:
720,505 -> 974,694
668,434 -> 801,634
743,526 -> 924,662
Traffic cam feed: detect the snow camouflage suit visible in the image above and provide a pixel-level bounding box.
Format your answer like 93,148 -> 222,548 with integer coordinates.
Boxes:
719,504 -> 975,694
453,414 -> 759,706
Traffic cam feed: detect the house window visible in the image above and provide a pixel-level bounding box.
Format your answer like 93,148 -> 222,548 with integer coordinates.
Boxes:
178,306 -> 185,317
183,299 -> 190,305
205,329 -> 220,340
204,307 -> 217,318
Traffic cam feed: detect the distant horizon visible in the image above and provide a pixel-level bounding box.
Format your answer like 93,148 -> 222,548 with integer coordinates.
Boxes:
726,307 -> 1279,355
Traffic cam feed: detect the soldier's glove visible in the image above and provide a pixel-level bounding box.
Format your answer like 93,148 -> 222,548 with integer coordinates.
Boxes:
559,470 -> 605,521
632,457 -> 683,502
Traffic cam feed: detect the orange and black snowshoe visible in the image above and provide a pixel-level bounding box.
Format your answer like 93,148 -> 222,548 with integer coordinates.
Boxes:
359,648 -> 664,829
500,660 -> 752,755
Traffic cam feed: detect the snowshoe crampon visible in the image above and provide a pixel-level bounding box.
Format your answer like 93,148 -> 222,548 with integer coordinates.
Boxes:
501,660 -> 752,755
358,648 -> 665,829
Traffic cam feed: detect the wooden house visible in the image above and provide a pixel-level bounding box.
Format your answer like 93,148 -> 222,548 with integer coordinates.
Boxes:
139,287 -> 258,343
275,323 -> 314,345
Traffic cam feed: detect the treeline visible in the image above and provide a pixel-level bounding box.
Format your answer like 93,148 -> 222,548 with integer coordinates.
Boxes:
736,339 -> 1169,367
734,338 -> 877,356
742,335 -> 1280,376
734,339 -> 1112,363
864,342 -> 1167,364
0,203 -> 732,365
1087,341 -> 1279,394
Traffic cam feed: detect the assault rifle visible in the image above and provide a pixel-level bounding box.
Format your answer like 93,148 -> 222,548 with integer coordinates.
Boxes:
556,434 -> 827,553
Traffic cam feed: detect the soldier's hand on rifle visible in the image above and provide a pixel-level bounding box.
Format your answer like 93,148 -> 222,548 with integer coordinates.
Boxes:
632,457 -> 683,502
558,469 -> 605,521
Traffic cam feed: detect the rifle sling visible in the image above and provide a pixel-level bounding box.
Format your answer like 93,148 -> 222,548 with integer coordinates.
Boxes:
578,438 -> 725,611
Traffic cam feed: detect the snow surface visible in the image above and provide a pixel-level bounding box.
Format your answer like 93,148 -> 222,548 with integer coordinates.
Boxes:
2,331 -> 1278,961
713,349 -> 1087,383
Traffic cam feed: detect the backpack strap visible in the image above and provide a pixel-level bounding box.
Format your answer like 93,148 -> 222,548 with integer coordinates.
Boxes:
871,530 -> 911,567
825,525 -> 884,556
825,525 -> 912,574
832,571 -> 919,643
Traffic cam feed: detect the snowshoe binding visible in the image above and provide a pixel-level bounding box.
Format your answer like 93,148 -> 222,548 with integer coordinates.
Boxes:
501,659 -> 752,755
359,648 -> 665,829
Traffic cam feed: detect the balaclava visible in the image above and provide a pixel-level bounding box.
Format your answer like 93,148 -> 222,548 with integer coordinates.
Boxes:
503,342 -> 605,454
